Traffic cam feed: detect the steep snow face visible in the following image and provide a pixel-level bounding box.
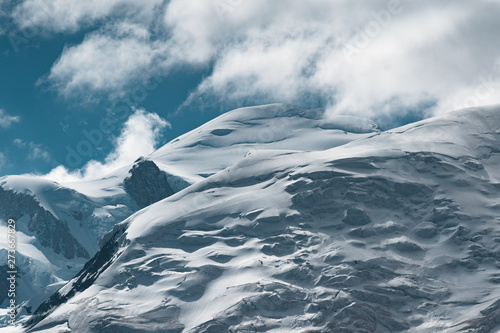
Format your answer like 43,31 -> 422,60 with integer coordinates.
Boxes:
0,176 -> 136,323
0,104 -> 379,328
0,175 -> 136,253
26,106 -> 500,332
0,158 -> 176,323
0,183 -> 89,260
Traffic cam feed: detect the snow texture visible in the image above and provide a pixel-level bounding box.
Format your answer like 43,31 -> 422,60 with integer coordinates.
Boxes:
1,104 -> 376,327
16,105 -> 500,332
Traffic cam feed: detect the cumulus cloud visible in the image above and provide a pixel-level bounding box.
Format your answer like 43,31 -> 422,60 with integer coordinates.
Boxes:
0,109 -> 20,128
46,23 -> 166,98
174,0 -> 500,121
13,0 -> 500,123
45,109 -> 170,182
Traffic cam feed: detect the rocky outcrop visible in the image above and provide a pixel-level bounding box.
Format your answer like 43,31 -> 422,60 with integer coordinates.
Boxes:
124,158 -> 174,209
0,187 -> 89,259
25,225 -> 128,331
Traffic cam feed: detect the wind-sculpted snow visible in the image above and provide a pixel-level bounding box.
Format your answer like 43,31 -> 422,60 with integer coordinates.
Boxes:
149,103 -> 381,183
1,104 -> 379,328
25,106 -> 500,332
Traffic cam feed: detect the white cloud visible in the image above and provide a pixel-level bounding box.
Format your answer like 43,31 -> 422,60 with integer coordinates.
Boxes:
45,109 -> 170,182
0,109 -> 20,128
12,0 -> 163,33
176,0 -> 500,120
15,0 -> 500,122
13,139 -> 52,162
46,23 -> 166,98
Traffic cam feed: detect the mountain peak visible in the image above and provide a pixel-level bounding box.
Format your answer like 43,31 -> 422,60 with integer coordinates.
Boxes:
24,105 -> 500,332
124,158 -> 174,209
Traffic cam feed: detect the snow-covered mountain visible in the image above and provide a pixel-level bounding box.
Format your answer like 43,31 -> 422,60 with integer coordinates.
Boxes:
19,105 -> 500,332
0,104 -> 379,327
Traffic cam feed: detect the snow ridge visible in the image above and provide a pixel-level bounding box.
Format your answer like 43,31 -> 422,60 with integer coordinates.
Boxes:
23,105 -> 500,332
1,104 -> 377,328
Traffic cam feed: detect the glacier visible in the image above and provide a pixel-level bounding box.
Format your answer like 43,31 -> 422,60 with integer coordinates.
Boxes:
2,103 -> 500,332
1,104 -> 379,329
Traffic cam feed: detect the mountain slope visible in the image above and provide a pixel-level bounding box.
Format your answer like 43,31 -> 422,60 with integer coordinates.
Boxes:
25,106 -> 500,332
148,103 -> 380,183
0,104 -> 379,327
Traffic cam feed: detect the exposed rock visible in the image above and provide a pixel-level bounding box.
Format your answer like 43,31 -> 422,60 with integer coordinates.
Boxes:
124,157 -> 175,209
0,186 -> 88,260
25,225 -> 127,330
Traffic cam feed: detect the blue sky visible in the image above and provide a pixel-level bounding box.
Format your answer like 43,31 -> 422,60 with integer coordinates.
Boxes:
0,26 -> 217,176
0,0 -> 499,179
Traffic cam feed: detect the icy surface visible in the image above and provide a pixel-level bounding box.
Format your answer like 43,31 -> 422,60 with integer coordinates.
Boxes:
149,104 -> 380,183
1,104 -> 377,328
23,106 -> 500,332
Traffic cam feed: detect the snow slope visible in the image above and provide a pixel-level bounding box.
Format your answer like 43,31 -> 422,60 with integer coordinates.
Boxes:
149,103 -> 380,183
24,106 -> 500,332
0,104 -> 378,327
0,175 -> 136,324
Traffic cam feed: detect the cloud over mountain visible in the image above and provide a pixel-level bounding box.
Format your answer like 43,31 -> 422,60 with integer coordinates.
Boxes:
46,108 -> 170,182
10,0 -> 500,122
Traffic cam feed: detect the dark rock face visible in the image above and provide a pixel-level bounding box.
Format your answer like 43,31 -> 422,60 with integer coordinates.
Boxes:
0,187 -> 89,259
124,158 -> 175,209
25,225 -> 127,331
